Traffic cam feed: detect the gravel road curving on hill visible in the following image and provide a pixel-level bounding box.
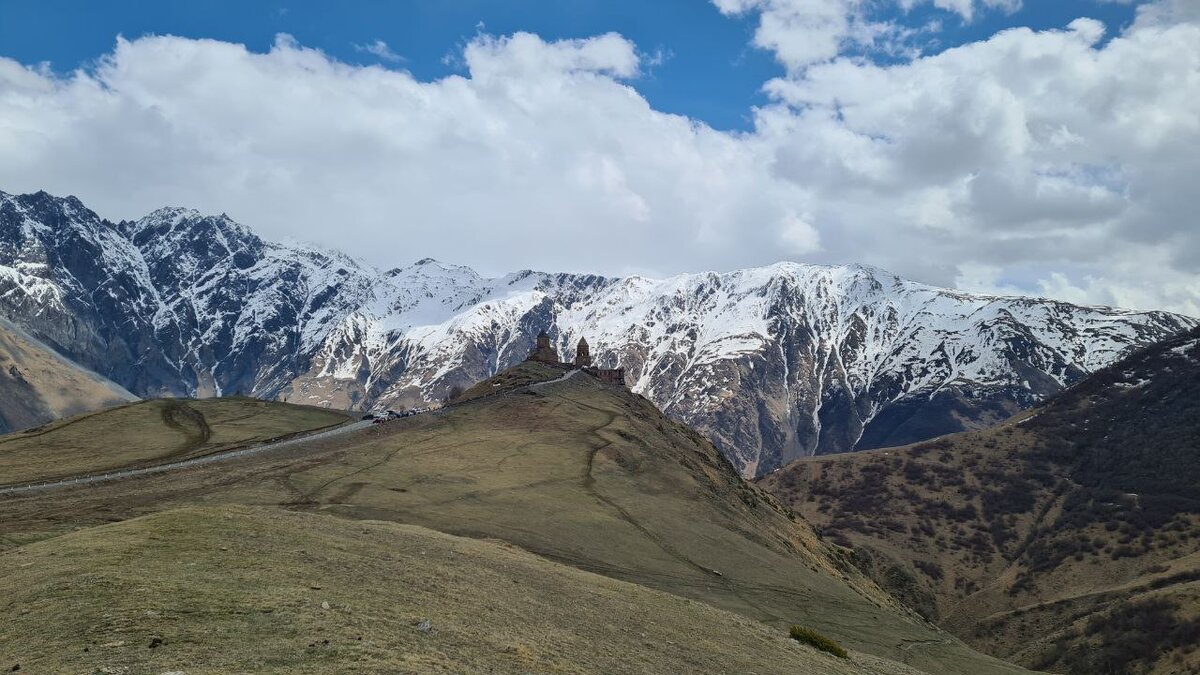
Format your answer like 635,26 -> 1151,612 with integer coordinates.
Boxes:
528,369 -> 581,390
0,419 -> 374,498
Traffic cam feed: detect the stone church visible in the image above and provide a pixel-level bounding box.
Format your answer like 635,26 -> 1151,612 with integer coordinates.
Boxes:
526,332 -> 625,386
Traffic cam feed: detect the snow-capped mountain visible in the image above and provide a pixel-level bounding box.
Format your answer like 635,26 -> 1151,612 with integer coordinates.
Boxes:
1,189 -> 1195,476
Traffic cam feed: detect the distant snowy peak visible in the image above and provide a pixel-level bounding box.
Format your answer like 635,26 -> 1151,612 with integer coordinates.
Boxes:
0,188 -> 1195,476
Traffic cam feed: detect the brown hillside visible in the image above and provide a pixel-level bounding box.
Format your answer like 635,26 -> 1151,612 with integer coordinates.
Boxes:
760,327 -> 1200,675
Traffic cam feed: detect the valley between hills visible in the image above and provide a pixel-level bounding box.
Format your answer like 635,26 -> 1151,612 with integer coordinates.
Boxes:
2,189 -> 1195,478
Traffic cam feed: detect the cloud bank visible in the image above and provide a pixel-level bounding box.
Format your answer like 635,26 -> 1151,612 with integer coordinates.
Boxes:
0,0 -> 1195,315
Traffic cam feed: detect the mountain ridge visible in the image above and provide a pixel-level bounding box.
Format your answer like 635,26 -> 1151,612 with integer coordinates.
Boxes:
1,188 -> 1194,476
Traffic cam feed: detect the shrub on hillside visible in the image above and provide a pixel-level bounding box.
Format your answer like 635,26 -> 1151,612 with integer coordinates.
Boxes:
913,558 -> 944,581
981,482 -> 1036,518
789,625 -> 848,658
1046,598 -> 1200,675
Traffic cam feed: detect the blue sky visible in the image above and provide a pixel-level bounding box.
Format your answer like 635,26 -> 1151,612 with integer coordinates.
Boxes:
0,0 -> 1148,131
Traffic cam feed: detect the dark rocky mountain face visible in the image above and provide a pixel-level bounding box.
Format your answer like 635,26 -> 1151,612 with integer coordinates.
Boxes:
0,188 -> 1195,476
119,206 -> 376,398
0,317 -> 137,433
0,193 -> 377,402
0,191 -> 183,395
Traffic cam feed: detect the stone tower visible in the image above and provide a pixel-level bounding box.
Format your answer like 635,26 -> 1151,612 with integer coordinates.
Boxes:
574,337 -> 593,367
527,331 -> 559,363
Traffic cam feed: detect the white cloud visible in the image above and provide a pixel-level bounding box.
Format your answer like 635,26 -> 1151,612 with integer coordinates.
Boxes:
779,212 -> 822,254
354,39 -> 404,63
928,0 -> 1022,22
0,2 -> 1196,316
464,32 -> 640,80
714,0 -> 1024,71
0,32 -> 798,279
1132,0 -> 1200,27
750,8 -> 1200,307
713,0 -> 865,71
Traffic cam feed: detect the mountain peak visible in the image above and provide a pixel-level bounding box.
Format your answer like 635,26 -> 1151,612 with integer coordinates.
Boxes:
142,205 -> 201,222
0,189 -> 105,232
133,206 -> 248,234
387,257 -> 484,284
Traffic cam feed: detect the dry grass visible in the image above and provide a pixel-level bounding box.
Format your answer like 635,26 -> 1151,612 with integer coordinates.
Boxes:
791,626 -> 849,658
453,360 -> 569,403
0,398 -> 350,486
0,365 -> 1032,674
0,505 -> 920,674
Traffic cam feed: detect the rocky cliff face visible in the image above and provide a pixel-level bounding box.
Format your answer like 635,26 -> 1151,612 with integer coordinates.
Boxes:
1,189 -> 1194,475
0,316 -> 136,433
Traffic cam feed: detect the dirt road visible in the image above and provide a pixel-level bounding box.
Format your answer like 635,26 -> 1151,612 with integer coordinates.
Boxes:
0,419 -> 373,497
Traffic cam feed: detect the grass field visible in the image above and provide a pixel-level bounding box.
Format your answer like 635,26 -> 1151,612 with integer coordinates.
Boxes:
454,360 -> 569,402
0,398 -> 351,486
0,505 -> 926,674
0,365 -> 1034,674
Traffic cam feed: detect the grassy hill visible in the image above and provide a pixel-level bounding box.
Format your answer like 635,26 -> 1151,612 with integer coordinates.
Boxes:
0,397 -> 352,487
0,364 -> 1032,674
0,317 -> 136,433
760,327 -> 1200,675
0,505 -> 924,675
